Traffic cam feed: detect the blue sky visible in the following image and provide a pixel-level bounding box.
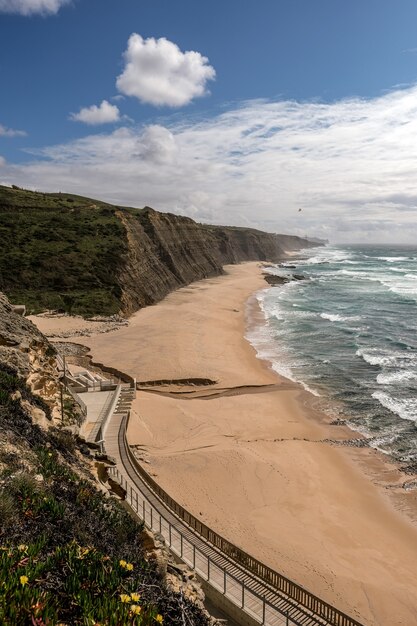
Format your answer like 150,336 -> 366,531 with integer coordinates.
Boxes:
2,0 -> 417,242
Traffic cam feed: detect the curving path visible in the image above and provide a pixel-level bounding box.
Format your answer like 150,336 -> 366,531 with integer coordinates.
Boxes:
103,405 -> 363,626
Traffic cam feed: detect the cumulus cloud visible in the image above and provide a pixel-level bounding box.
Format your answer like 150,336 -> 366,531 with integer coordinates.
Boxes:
0,0 -> 70,15
69,100 -> 120,125
138,125 -> 177,163
116,33 -> 216,107
5,85 -> 417,243
0,123 -> 26,137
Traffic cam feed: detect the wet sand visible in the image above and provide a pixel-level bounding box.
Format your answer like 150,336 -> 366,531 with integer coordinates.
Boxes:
31,263 -> 417,625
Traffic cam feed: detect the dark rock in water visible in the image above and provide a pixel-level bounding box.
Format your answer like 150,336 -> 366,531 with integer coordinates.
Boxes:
400,462 -> 417,476
263,273 -> 307,286
263,274 -> 288,285
280,264 -> 297,269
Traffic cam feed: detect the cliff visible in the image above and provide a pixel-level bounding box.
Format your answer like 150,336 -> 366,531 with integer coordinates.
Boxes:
0,185 -> 319,316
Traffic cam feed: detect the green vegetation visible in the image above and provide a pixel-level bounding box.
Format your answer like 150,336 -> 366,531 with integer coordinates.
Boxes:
0,364 -> 211,625
0,185 -> 129,316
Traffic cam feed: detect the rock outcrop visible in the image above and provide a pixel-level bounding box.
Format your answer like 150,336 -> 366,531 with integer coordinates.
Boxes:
0,293 -> 61,419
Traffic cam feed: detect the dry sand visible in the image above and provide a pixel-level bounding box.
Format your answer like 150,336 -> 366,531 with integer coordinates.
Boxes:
31,263 -> 417,625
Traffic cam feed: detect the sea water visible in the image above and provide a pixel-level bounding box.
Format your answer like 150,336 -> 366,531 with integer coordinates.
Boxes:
247,244 -> 417,465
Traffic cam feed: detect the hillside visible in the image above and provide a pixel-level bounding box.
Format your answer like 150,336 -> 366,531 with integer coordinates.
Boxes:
0,292 -> 214,625
0,185 -> 319,316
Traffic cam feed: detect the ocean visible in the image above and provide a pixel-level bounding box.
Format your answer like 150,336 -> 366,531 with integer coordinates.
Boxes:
248,244 -> 417,467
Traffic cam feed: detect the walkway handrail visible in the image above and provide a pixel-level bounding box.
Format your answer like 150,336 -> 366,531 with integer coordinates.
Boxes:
89,385 -> 121,443
66,384 -> 87,417
121,413 -> 363,626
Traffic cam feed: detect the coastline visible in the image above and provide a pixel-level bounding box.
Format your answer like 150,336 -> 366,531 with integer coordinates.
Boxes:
30,262 -> 417,625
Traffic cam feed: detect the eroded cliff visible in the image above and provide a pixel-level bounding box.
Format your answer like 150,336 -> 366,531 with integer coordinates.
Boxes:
117,208 -> 318,315
0,185 -> 319,316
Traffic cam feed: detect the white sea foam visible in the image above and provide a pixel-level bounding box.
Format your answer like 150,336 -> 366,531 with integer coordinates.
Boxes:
376,370 -> 417,385
321,313 -> 360,322
385,284 -> 417,299
376,256 -> 410,262
369,433 -> 398,454
372,391 -> 417,421
356,348 -> 417,367
298,246 -> 353,266
336,269 -> 381,282
246,295 -> 321,397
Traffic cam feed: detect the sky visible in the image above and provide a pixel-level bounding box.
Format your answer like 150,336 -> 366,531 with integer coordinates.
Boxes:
1,1 -> 417,242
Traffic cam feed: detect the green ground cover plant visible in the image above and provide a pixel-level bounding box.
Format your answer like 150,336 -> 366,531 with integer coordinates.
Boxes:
0,364 -> 211,625
0,186 -> 128,316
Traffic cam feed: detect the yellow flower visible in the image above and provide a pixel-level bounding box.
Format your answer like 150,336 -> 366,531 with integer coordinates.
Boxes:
48,452 -> 52,457
120,594 -> 131,603
119,559 -> 127,568
125,562 -> 134,571
18,544 -> 27,552
130,592 -> 140,602
77,547 -> 90,559
20,576 -> 29,586
155,615 -> 163,623
130,605 -> 141,615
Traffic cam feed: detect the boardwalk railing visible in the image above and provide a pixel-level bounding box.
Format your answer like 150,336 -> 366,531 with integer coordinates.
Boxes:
108,464 -> 299,626
117,414 -> 363,626
89,385 -> 122,444
66,384 -> 87,417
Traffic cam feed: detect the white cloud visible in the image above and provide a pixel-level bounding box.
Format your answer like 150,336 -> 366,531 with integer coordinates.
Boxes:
0,123 -> 26,137
5,85 -> 417,243
116,33 -> 216,107
139,125 -> 177,163
0,0 -> 70,15
0,156 -> 6,167
69,100 -> 120,125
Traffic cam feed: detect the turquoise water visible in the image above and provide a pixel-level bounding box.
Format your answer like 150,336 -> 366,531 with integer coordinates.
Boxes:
248,245 -> 417,465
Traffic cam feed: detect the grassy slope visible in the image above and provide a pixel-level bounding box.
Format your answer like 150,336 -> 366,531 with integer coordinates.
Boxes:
0,364 -> 210,625
0,186 -> 131,316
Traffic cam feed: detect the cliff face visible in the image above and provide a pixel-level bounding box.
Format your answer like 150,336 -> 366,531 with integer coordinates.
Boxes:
0,293 -> 61,417
208,225 -> 313,265
0,185 -> 320,317
117,208 -> 223,316
117,209 -> 318,316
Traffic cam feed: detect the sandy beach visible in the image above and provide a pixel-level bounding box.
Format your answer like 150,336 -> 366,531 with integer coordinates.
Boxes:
31,263 -> 417,625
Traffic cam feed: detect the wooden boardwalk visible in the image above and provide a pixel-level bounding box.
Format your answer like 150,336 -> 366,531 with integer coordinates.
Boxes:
104,410 -> 363,626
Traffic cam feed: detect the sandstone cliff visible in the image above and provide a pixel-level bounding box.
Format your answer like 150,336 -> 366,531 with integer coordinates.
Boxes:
0,185 -> 320,316
117,208 -> 223,316
0,293 -> 62,420
117,208 -> 317,316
